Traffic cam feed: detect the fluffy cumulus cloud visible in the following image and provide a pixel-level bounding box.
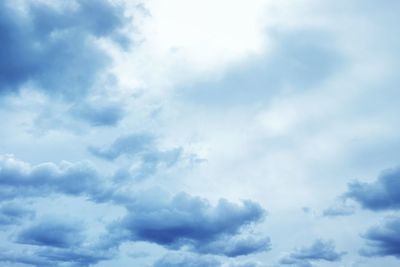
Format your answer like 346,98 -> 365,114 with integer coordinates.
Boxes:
0,154 -> 268,265
0,0 -> 126,98
345,167 -> 400,211
1,0 -> 400,266
280,240 -> 346,267
0,155 -> 107,201
110,192 -> 268,256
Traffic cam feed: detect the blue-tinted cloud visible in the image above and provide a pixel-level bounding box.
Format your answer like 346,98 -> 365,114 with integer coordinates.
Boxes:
90,134 -> 183,180
0,0 -> 126,98
69,101 -> 125,127
0,250 -> 51,267
0,247 -> 112,267
196,235 -> 271,257
0,155 -> 107,201
111,192 -> 267,256
360,216 -> 400,258
17,220 -> 84,248
153,253 -> 220,267
89,134 -> 156,160
322,202 -> 355,217
36,247 -> 113,267
345,167 -> 400,211
13,219 -> 115,266
280,239 -> 345,267
0,203 -> 35,226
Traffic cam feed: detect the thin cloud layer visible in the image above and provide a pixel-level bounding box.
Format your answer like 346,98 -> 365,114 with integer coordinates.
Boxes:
0,202 -> 35,226
280,239 -> 346,267
153,253 -> 221,267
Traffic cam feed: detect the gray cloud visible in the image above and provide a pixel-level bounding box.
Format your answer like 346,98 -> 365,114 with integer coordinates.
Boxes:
345,167 -> 400,211
360,216 -> 400,258
109,192 -> 267,256
17,219 -> 85,248
0,0 -> 127,98
0,155 -> 109,201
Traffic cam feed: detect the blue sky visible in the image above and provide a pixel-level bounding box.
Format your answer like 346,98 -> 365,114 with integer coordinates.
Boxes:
0,0 -> 400,266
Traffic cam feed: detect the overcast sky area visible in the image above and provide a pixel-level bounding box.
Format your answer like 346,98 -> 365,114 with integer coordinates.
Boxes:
1,0 -> 400,266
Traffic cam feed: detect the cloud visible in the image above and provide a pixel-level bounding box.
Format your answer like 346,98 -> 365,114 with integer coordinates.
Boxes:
90,133 -> 183,180
0,250 -> 51,267
0,247 -> 112,267
0,0 -> 126,98
179,30 -> 343,108
110,192 -> 267,256
344,167 -> 400,211
17,219 -> 85,248
36,247 -> 113,267
0,203 -> 35,226
196,235 -> 271,257
322,202 -> 355,217
89,133 -> 156,160
280,239 -> 346,267
153,252 -> 220,267
360,216 -> 400,258
11,219 -> 115,266
0,154 -> 108,201
69,101 -> 125,127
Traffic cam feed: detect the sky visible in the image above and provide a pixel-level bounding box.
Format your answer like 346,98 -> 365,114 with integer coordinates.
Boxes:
0,0 -> 400,266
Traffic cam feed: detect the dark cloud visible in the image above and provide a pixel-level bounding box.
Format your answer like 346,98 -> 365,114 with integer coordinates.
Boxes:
0,154 -> 268,262
0,155 -> 108,201
280,239 -> 345,267
0,0 -> 126,98
110,192 -> 267,256
0,203 -> 35,226
17,220 -> 85,248
345,167 -> 400,211
153,253 -> 221,267
360,216 -> 400,258
11,219 -> 115,266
